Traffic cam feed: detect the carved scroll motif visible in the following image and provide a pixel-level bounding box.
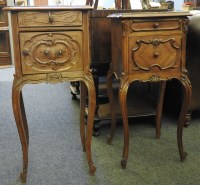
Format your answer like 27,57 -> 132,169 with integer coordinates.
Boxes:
121,20 -> 131,37
182,19 -> 190,33
132,38 -> 180,71
18,11 -> 82,27
21,32 -> 81,71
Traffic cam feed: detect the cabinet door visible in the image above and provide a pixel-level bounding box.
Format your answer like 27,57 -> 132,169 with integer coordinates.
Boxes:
20,31 -> 83,74
128,34 -> 182,74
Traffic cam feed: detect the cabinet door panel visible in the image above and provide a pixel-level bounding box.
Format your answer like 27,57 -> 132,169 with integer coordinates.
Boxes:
128,34 -> 182,74
20,31 -> 83,74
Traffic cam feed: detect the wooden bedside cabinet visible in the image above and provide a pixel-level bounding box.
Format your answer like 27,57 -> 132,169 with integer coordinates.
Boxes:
107,12 -> 192,168
4,6 -> 96,182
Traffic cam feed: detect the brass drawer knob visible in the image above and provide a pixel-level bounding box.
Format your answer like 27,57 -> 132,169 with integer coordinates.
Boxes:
23,49 -> 29,56
44,50 -> 49,56
48,12 -> 54,23
153,22 -> 159,28
153,52 -> 159,58
56,50 -> 63,57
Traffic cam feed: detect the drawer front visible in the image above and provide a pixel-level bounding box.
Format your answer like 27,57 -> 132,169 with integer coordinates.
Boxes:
18,11 -> 82,27
129,19 -> 181,31
128,35 -> 182,73
20,31 -> 83,74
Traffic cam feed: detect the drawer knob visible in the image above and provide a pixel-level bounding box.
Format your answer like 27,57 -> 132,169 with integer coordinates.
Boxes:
56,50 -> 63,57
153,22 -> 159,28
23,49 -> 29,56
44,50 -> 49,56
48,12 -> 54,23
153,52 -> 159,58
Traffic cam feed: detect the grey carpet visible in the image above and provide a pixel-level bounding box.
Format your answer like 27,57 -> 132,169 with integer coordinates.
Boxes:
1,81 -> 200,185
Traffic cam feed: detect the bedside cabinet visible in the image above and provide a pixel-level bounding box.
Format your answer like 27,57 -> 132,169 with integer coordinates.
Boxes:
107,12 -> 192,168
4,6 -> 96,183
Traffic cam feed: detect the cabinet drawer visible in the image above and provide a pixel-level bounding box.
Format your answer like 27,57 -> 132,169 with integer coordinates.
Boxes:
18,11 -> 82,27
130,19 -> 180,31
128,35 -> 182,73
20,31 -> 83,74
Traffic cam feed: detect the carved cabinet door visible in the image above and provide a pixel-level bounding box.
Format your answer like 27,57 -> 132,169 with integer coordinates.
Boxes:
128,34 -> 182,75
20,31 -> 83,74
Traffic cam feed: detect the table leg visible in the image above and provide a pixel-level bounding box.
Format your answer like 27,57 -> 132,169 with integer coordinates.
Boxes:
155,81 -> 166,139
119,77 -> 130,169
80,81 -> 87,152
177,76 -> 192,161
107,70 -> 117,144
82,76 -> 96,176
12,77 -> 29,183
20,91 -> 29,145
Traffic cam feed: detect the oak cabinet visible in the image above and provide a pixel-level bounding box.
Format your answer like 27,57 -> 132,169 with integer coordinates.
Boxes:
4,6 -> 96,183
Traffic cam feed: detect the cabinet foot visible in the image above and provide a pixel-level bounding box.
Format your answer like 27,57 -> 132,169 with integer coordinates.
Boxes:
92,122 -> 100,136
89,164 -> 96,176
20,170 -> 27,183
121,159 -> 127,169
107,134 -> 113,144
180,151 -> 187,162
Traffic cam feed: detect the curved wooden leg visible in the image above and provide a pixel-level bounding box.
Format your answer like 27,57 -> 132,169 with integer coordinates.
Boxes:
80,81 -> 87,152
12,77 -> 29,183
20,91 -> 29,145
155,81 -> 166,139
107,71 -> 116,144
119,78 -> 130,169
82,75 -> 96,176
177,77 -> 192,161
184,111 -> 192,127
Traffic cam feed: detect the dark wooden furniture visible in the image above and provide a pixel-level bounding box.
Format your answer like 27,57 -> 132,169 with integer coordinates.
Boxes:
0,0 -> 11,66
70,2 -> 168,137
88,8 -> 170,136
107,12 -> 192,168
164,13 -> 200,125
4,6 -> 96,183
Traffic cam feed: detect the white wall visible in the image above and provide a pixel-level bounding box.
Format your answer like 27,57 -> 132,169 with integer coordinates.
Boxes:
174,0 -> 183,10
103,0 -> 183,10
6,0 -> 14,5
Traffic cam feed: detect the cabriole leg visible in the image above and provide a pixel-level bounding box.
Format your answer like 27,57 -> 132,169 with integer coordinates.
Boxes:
12,77 -> 29,183
177,76 -> 192,161
83,76 -> 96,176
119,78 -> 130,169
